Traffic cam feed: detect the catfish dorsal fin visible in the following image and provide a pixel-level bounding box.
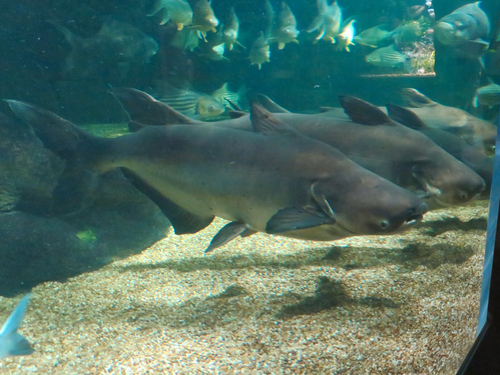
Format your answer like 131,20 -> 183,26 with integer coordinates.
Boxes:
339,96 -> 393,125
386,104 -> 427,129
254,94 -> 291,113
111,88 -> 199,129
250,102 -> 299,135
400,88 -> 437,108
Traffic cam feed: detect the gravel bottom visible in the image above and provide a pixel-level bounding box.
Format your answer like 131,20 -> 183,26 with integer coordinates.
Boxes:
0,201 -> 489,374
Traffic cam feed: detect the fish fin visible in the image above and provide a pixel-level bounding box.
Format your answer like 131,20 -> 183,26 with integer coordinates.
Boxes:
386,104 -> 427,129
278,42 -> 285,49
6,100 -> 95,160
7,100 -> 106,215
205,221 -> 253,253
472,38 -> 490,45
177,24 -> 184,30
318,106 -> 336,113
229,110 -> 248,119
0,295 -> 31,336
0,294 -> 34,357
254,94 -> 291,113
400,88 -> 437,108
311,182 -> 335,219
235,40 -> 247,49
120,168 -> 214,235
250,102 -> 300,136
307,16 -> 323,33
266,206 -> 333,234
339,96 -> 393,125
225,98 -> 242,111
4,333 -> 35,357
111,88 -> 198,127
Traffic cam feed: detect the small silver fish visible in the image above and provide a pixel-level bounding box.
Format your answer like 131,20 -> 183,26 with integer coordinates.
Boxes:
0,294 -> 34,360
192,0 -> 219,40
249,32 -> 271,69
334,19 -> 355,52
148,0 -> 193,30
473,83 -> 500,107
171,28 -> 200,51
365,44 -> 408,68
223,8 -> 243,50
204,26 -> 228,61
153,82 -> 224,119
307,0 -> 343,43
273,2 -> 300,50
353,24 -> 395,48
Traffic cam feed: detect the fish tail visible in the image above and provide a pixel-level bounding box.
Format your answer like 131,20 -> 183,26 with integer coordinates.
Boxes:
6,100 -> 107,215
0,294 -> 34,358
47,20 -> 81,73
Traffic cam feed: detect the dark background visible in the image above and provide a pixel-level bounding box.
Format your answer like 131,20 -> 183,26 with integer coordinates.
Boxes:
0,0 -> 498,123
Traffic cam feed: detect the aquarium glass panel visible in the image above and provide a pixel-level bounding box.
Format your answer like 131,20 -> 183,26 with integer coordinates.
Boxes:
0,0 -> 499,373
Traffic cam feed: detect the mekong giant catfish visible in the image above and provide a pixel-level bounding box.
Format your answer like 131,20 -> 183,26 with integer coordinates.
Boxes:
8,99 -> 427,252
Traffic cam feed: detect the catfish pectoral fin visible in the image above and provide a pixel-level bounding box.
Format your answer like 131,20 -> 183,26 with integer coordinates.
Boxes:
205,221 -> 255,253
120,168 -> 214,235
265,206 -> 334,234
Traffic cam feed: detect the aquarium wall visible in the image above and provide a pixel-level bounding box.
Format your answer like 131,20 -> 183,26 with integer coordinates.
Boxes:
0,0 -> 499,373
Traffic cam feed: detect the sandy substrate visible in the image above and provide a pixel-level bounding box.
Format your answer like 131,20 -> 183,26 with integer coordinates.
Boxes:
0,201 -> 489,374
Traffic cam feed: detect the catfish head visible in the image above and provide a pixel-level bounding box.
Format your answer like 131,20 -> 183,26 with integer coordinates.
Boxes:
410,152 -> 486,208
311,172 -> 428,236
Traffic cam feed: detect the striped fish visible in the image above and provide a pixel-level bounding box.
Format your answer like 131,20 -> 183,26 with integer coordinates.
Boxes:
473,83 -> 500,107
153,82 -> 224,119
365,44 -> 408,68
211,83 -> 247,109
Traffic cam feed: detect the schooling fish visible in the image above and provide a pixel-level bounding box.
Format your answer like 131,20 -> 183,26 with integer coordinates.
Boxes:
249,32 -> 271,69
118,90 -> 486,210
473,83 -> 500,107
0,294 -> 34,360
192,0 -> 219,40
249,0 -> 274,69
354,24 -> 396,48
434,2 -> 490,46
49,20 -> 159,76
334,19 -> 356,52
223,7 -> 243,51
273,2 -> 300,50
203,26 -> 228,61
307,0 -> 343,43
153,82 -> 224,119
171,27 -> 200,51
8,96 -> 428,252
365,44 -> 409,68
148,0 -> 193,30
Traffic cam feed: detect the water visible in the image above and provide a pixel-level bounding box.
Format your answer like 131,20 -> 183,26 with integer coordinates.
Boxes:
0,0 -> 498,373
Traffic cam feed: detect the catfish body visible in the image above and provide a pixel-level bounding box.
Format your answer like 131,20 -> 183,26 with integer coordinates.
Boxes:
9,99 -> 427,251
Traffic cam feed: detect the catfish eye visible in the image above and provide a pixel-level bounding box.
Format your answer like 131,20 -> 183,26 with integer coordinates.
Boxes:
380,220 -> 389,229
209,105 -> 215,111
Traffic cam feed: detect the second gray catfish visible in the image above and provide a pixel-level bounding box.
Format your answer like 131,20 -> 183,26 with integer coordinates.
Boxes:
118,89 -> 485,210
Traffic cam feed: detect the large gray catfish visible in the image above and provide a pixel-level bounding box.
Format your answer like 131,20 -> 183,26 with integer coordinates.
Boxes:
317,88 -> 497,154
115,89 -> 485,210
8,100 -> 427,253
